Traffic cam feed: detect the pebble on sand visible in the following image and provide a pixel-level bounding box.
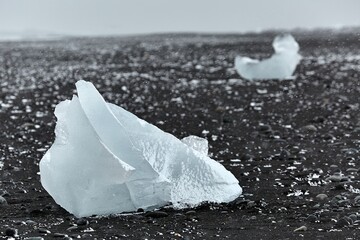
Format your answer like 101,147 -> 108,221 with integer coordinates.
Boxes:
315,193 -> 328,201
301,125 -> 317,132
294,225 -> 307,232
5,228 -> 18,237
334,217 -> 352,228
0,196 -> 8,206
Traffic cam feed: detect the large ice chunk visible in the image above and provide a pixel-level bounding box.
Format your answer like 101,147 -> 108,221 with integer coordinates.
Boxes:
235,34 -> 301,80
40,80 -> 242,217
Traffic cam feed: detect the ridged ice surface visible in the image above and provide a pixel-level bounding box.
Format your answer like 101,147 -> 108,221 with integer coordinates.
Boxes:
235,34 -> 301,80
40,80 -> 242,217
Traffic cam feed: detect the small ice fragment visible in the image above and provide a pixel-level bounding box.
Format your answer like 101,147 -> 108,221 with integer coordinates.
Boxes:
121,86 -> 128,92
36,148 -> 47,152
256,89 -> 268,94
211,135 -> 218,141
40,80 -> 242,217
235,34 -> 301,80
35,111 -> 45,118
170,97 -> 183,104
230,159 -> 241,162
202,130 -> 210,135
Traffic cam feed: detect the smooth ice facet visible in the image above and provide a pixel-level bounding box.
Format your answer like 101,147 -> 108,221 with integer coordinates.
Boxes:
235,34 -> 301,80
40,80 -> 242,217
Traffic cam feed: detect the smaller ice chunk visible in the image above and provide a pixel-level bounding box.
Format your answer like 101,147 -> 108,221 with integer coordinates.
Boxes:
181,135 -> 209,156
235,34 -> 301,80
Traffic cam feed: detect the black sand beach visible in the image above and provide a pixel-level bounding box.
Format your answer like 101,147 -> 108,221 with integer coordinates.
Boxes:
1,30 -> 360,239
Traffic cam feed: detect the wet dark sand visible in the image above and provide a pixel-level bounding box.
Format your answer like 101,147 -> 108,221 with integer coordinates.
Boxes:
0,30 -> 360,239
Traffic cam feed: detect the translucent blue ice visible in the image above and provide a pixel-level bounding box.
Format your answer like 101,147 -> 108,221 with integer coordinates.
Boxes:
40,80 -> 242,217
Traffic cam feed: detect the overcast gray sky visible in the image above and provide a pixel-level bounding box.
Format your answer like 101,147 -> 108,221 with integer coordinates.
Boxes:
0,0 -> 360,36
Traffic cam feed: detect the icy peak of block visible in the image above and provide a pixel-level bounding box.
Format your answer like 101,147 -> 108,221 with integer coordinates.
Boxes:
181,135 -> 209,156
235,33 -> 301,80
40,80 -> 242,217
272,34 -> 299,53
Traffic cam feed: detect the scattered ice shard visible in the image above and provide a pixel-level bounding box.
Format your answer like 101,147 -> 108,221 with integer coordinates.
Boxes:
40,80 -> 242,217
235,34 -> 301,80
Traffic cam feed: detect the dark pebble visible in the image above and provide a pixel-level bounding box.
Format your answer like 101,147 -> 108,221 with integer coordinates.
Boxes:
332,207 -> 344,212
38,228 -> 51,234
5,228 -> 18,237
342,148 -> 359,155
302,124 -> 317,132
53,233 -> 68,238
231,197 -> 249,206
185,210 -> 198,220
334,184 -> 347,190
279,149 -> 290,160
338,199 -> 351,206
185,210 -> 196,216
332,195 -> 343,202
334,217 -> 351,228
312,116 -> 325,123
0,196 -> 8,206
295,133 -> 305,139
222,118 -> 232,123
66,226 -> 78,232
272,138 -> 287,143
30,209 -> 44,216
82,233 -> 92,238
345,216 -> 354,225
240,153 -> 253,161
306,214 -> 318,223
326,175 -> 348,182
322,133 -> 335,140
247,201 -> 256,208
312,203 -> 321,210
250,131 -> 259,138
340,177 -> 350,182
258,124 -> 272,132
174,213 -> 184,218
353,127 -> 360,133
25,220 -> 37,225
75,218 -> 89,226
0,190 -> 10,197
348,214 -> 358,222
316,193 -> 328,201
144,211 -> 169,218
15,221 -> 26,225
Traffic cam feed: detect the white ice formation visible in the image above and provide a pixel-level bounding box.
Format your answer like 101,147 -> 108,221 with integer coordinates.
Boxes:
40,80 -> 242,217
235,34 -> 301,80
181,135 -> 209,156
